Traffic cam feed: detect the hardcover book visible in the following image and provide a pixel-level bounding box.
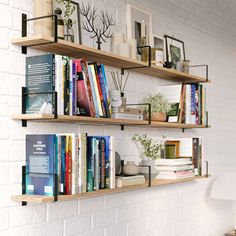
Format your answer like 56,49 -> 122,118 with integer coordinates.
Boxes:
26,134 -> 56,196
25,54 -> 55,114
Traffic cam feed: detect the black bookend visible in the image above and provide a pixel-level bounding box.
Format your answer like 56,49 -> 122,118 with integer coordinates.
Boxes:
22,165 -> 27,206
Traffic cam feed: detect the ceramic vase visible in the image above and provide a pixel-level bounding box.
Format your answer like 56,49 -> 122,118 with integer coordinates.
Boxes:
123,161 -> 139,176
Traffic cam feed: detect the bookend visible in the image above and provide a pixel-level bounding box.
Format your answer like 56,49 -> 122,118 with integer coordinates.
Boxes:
121,45 -> 152,75
120,103 -> 151,131
138,165 -> 152,187
21,13 -> 58,54
189,64 -> 209,82
205,160 -> 209,178
21,87 -> 58,127
21,165 -> 58,206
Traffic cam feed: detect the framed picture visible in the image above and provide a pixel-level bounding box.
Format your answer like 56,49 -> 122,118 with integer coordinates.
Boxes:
164,35 -> 185,69
127,4 -> 152,53
148,34 -> 165,66
53,0 -> 82,44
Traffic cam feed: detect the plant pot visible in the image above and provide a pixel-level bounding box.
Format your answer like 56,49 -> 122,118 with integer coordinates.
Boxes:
151,112 -> 166,122
139,159 -> 158,180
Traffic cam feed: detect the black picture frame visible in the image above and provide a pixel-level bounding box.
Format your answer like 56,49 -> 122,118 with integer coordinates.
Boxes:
164,35 -> 185,69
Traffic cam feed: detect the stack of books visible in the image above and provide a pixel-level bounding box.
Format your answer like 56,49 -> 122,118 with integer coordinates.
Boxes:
25,54 -> 111,118
112,107 -> 144,120
156,158 -> 194,180
25,133 -> 115,196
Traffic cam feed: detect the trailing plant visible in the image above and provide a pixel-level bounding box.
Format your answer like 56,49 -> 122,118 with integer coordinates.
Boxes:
132,133 -> 165,160
143,93 -> 171,114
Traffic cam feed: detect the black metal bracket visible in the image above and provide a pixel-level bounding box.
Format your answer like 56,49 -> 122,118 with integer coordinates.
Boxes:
119,103 -> 151,131
21,13 -> 58,54
21,165 -> 58,205
205,160 -> 209,178
21,87 -> 58,127
121,45 -> 152,75
139,165 -> 151,187
189,64 -> 209,82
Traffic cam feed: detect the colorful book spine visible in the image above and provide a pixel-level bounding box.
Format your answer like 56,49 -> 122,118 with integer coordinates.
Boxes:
87,137 -> 94,192
190,85 -> 196,124
69,60 -> 77,116
94,139 -> 100,191
60,135 -> 66,194
99,138 -> 106,189
65,135 -> 72,194
81,133 -> 87,193
63,57 -> 70,115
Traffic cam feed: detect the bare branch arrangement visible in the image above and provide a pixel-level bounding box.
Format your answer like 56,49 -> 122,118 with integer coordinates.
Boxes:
110,71 -> 130,93
79,2 -> 115,50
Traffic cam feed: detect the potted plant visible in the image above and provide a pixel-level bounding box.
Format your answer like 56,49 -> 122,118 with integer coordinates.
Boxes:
132,133 -> 165,179
143,93 -> 171,122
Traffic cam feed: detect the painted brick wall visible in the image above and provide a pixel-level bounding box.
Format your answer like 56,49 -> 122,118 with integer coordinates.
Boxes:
0,0 -> 236,235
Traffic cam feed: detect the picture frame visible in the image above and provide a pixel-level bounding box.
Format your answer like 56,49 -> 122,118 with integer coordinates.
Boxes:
53,0 -> 82,44
164,35 -> 185,69
127,4 -> 152,51
148,34 -> 165,66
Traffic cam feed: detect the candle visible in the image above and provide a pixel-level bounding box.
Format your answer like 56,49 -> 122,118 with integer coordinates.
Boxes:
118,42 -> 130,58
126,38 -> 137,60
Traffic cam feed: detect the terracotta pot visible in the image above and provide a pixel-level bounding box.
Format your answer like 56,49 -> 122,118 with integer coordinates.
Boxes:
151,112 -> 167,122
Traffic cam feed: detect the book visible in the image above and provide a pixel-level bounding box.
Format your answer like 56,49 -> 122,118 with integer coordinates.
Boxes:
60,135 -> 66,194
69,60 -> 77,116
63,56 -> 70,115
74,59 -> 95,116
156,164 -> 194,171
25,134 -> 56,196
156,172 -> 195,180
116,175 -> 145,188
25,54 -> 55,114
65,135 -> 72,195
87,64 -> 103,117
112,113 -> 144,120
155,158 -> 192,166
87,137 -> 95,192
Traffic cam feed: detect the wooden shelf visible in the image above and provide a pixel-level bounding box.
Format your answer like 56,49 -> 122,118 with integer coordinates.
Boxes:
11,114 -> 210,129
11,176 -> 208,204
12,35 -> 208,83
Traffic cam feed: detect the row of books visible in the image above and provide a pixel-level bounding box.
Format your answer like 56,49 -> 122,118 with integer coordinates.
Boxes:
160,84 -> 207,125
25,134 -> 115,196
156,137 -> 203,179
25,54 -> 111,118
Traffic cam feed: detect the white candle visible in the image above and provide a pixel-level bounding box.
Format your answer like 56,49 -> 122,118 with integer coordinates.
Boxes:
118,42 -> 130,58
111,33 -> 124,54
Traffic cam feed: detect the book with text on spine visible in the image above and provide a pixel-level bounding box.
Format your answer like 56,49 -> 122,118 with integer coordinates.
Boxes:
26,134 -> 56,196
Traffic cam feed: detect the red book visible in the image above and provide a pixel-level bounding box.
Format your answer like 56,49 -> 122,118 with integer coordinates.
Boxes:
65,136 -> 72,195
73,59 -> 96,117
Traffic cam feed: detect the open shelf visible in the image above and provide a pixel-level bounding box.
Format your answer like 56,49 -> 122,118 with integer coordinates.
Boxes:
11,176 -> 208,204
12,35 -> 209,83
11,114 -> 209,129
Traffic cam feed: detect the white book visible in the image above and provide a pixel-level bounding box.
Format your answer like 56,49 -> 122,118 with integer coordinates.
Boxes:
112,113 -> 143,120
156,164 -> 194,171
109,136 -> 116,189
55,55 -> 64,115
116,175 -> 145,188
156,158 -> 192,166
156,172 -> 195,180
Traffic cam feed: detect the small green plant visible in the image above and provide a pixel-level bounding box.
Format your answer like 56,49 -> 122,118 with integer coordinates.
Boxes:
143,93 -> 171,114
132,133 -> 165,160
56,0 -> 75,27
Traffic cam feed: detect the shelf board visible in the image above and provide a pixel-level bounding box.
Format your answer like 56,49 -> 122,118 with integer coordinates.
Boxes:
11,176 -> 208,204
12,35 -> 208,83
11,114 -> 210,129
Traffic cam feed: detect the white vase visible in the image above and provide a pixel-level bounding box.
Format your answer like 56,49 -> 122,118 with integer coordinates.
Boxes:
139,159 -> 158,180
123,161 -> 139,176
34,0 -> 53,36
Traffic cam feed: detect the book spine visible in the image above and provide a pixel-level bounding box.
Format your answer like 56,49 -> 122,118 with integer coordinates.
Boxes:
192,137 -> 199,176
72,135 -> 79,194
81,60 -> 96,117
94,139 -> 100,191
78,133 -> 83,193
195,85 -> 199,125
112,113 -> 143,120
185,85 -> 191,124
57,135 -> 62,193
190,84 -> 196,124
65,135 -> 72,195
55,56 -> 63,115
63,58 -> 70,115
99,139 -> 106,189
109,136 -> 115,189
81,133 -> 87,193
87,137 -> 94,192
60,136 -> 66,194
69,59 -> 73,116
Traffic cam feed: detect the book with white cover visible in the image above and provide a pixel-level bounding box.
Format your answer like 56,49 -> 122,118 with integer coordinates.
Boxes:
116,175 -> 145,188
155,158 -> 192,166
156,164 -> 194,171
156,172 -> 195,180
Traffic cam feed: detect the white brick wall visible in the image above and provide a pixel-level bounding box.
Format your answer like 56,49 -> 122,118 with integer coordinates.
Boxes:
1,0 -> 236,235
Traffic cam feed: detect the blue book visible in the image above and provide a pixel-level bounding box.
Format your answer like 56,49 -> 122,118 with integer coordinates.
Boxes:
26,134 -> 57,196
25,54 -> 55,114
